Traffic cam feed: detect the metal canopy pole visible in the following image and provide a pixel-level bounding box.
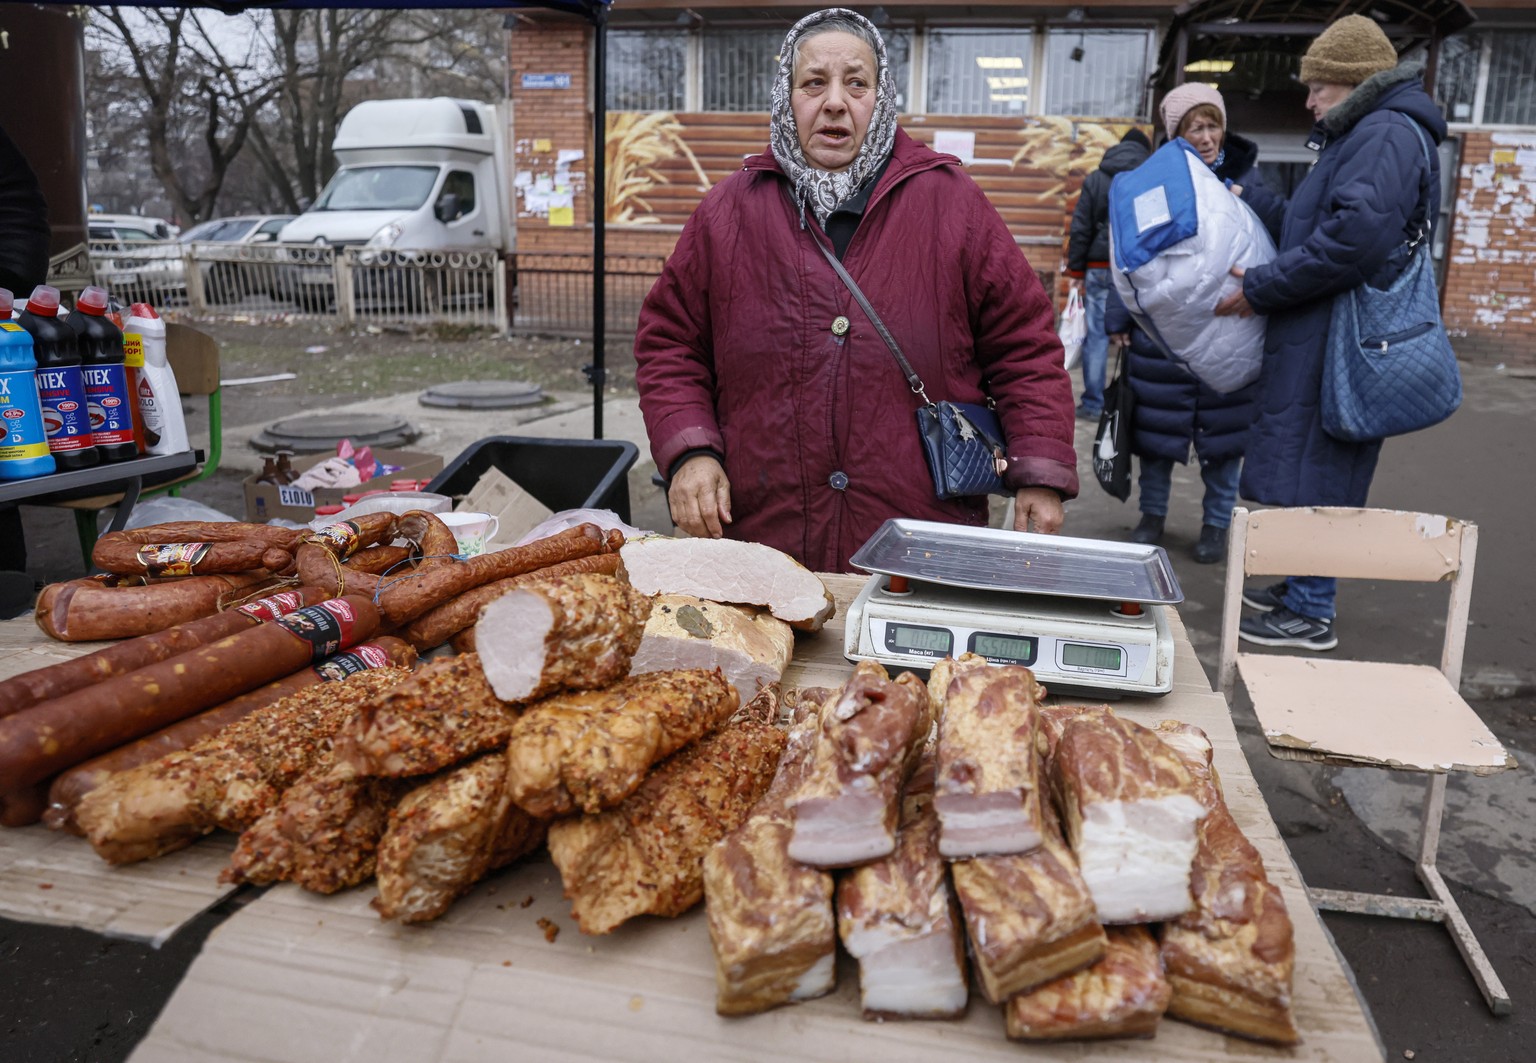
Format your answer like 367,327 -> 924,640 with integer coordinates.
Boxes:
589,2 -> 607,439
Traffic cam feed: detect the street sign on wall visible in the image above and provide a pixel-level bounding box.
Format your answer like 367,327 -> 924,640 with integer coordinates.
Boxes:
521,73 -> 572,90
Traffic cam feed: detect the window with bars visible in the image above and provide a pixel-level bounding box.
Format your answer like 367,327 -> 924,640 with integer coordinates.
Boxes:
606,30 -> 686,112
927,28 -> 1035,115
1431,34 -> 1481,123
701,27 -> 783,112
1482,30 -> 1536,126
1044,30 -> 1151,118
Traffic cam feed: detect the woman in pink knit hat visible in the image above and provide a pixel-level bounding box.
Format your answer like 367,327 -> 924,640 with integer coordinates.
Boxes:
1105,83 -> 1282,564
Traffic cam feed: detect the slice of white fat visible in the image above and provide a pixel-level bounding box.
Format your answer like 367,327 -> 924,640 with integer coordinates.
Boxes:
475,590 -> 554,703
1076,795 -> 1204,923
843,927 -> 968,1018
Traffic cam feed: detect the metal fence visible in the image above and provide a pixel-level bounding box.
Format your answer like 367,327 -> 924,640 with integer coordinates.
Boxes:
511,252 -> 666,336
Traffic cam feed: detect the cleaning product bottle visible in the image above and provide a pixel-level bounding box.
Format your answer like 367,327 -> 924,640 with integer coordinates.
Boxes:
112,295 -> 148,452
70,285 -> 138,462
0,288 -> 57,481
17,284 -> 98,471
123,303 -> 188,456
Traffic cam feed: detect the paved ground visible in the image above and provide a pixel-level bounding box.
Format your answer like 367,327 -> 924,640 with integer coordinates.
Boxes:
3,330 -> 1533,1061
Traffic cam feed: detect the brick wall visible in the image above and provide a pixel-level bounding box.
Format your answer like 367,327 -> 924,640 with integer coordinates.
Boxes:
1443,130 -> 1536,366
509,19 -> 592,233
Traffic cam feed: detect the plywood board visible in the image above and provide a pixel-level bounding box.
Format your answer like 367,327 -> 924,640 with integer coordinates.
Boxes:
1238,655 -> 1514,775
132,577 -> 1384,1062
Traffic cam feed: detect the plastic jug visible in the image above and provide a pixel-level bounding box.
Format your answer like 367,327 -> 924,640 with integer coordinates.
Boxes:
17,284 -> 98,471
70,285 -> 138,462
0,288 -> 57,481
123,304 -> 189,456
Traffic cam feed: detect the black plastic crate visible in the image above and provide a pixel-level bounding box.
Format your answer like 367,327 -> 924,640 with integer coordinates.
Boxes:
426,436 -> 640,522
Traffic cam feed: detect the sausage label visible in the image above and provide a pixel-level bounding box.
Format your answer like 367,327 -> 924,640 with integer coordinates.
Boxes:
237,589 -> 308,623
136,542 -> 211,576
306,521 -> 363,561
312,641 -> 391,682
277,597 -> 360,660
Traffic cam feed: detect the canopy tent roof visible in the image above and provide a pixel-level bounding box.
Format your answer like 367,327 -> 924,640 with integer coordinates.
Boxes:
72,0 -> 610,12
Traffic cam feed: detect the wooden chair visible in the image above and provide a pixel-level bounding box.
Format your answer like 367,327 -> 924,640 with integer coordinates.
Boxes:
53,323 -> 222,566
1217,506 -> 1514,1014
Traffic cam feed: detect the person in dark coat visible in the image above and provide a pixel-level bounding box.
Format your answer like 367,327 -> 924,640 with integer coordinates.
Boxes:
1216,15 -> 1447,650
635,8 -> 1077,572
1065,127 -> 1149,420
1105,84 -> 1281,565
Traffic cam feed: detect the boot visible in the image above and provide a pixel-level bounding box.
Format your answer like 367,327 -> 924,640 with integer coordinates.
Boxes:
1129,514 -> 1164,544
1193,523 -> 1227,565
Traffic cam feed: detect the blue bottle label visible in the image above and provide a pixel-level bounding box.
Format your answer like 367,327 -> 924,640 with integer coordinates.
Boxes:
82,363 -> 136,446
0,367 -> 54,468
35,365 -> 95,452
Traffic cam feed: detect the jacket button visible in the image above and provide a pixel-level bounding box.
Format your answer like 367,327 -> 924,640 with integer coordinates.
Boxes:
829,471 -> 849,490
831,315 -> 850,336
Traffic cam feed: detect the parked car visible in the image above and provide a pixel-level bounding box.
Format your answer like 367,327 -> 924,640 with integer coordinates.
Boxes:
89,217 -> 185,304
180,214 -> 295,302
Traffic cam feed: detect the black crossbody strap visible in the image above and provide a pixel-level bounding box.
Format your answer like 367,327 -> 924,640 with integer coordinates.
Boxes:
812,235 -> 931,405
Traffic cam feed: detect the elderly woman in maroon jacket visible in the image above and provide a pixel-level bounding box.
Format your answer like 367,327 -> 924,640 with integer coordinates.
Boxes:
634,8 -> 1078,572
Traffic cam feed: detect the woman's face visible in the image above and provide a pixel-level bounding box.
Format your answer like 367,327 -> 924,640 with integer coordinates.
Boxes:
791,30 -> 878,172
1305,81 -> 1352,122
1179,113 -> 1225,165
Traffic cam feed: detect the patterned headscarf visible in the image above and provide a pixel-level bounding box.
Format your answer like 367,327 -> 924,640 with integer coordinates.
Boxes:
769,8 -> 899,228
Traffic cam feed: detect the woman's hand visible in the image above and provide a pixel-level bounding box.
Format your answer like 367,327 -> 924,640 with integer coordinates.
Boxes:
1012,488 -> 1065,535
1109,332 -> 1131,348
1213,266 -> 1254,318
668,455 -> 733,539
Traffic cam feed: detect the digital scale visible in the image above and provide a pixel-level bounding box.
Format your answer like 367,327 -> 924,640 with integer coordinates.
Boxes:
844,519 -> 1184,698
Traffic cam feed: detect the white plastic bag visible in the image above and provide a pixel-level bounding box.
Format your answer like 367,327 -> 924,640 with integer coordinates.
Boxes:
1059,285 -> 1086,371
512,508 -> 650,548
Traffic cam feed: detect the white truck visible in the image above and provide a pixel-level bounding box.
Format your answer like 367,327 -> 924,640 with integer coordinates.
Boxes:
278,97 -> 512,308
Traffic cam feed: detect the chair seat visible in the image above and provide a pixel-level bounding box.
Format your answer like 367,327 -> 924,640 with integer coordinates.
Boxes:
1236,654 -> 1514,776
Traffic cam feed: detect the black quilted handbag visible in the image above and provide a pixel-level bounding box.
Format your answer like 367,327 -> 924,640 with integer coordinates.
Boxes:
814,236 -> 1008,499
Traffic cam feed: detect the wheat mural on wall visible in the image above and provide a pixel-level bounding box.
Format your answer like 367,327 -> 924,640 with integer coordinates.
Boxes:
606,113 -> 713,224
1010,119 -> 1146,201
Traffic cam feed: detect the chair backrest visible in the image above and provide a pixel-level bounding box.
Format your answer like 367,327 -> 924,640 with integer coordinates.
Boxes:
165,323 -> 220,396
1217,506 -> 1477,697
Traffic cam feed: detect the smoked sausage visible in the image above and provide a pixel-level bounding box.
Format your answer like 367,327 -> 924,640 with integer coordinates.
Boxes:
0,595 -> 381,791
91,538 -> 292,577
294,514 -> 400,598
345,544 -> 414,576
34,572 -> 283,642
0,785 -> 48,827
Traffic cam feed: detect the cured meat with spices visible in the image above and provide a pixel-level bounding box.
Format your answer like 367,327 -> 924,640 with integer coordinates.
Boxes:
628,594 -> 795,704
547,719 -> 786,935
786,662 -> 932,868
619,536 -> 836,631
504,667 -> 739,818
1003,926 -> 1172,1041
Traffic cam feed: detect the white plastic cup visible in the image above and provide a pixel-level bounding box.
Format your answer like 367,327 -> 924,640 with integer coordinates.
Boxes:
439,511 -> 500,557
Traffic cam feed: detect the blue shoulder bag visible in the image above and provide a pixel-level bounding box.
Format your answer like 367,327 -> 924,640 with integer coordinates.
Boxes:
1321,116 -> 1462,442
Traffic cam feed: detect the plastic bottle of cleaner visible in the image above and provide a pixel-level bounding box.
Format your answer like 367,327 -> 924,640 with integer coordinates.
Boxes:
0,288 -> 57,481
123,303 -> 188,456
70,285 -> 138,462
17,285 -> 99,471
111,296 -> 148,452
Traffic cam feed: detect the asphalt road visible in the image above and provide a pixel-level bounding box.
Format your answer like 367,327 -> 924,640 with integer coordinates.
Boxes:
2,335 -> 1533,1062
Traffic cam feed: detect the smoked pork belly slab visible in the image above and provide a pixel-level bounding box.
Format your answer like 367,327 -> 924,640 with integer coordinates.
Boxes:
951,789 -> 1106,1003
1004,926 -> 1172,1041
1052,711 -> 1206,922
835,760 -> 968,1021
1154,721 -> 1300,1045
703,695 -> 835,1016
786,662 -> 932,869
933,662 -> 1047,858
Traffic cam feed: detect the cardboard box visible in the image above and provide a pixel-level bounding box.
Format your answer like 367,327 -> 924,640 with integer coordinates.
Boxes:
244,448 -> 444,524
456,465 -> 553,548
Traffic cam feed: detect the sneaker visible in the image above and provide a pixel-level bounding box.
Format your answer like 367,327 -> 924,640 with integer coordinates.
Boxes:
1075,403 -> 1102,421
1192,524 -> 1226,565
1238,607 -> 1338,651
1129,513 -> 1164,544
1241,581 -> 1289,612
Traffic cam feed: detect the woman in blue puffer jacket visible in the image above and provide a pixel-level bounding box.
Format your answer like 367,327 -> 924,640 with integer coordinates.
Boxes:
1216,16 -> 1446,651
1106,83 -> 1282,565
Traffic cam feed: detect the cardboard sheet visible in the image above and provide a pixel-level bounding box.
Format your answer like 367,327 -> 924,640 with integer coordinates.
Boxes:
0,618 -> 240,943
132,576 -> 1385,1062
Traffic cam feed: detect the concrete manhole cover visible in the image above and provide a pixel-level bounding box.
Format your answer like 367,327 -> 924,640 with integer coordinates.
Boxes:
418,380 -> 545,409
251,412 -> 421,453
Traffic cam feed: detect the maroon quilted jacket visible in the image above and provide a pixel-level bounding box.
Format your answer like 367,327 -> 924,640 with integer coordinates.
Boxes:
634,129 -> 1078,572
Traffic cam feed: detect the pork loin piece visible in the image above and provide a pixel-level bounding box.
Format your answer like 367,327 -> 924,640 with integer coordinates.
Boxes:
629,594 -> 794,703
618,537 -> 835,632
547,719 -> 786,935
836,761 -> 968,1021
332,653 -> 519,777
786,663 -> 932,869
951,792 -> 1106,1003
1153,722 -> 1299,1045
476,573 -> 652,703
505,668 -> 739,818
1004,926 -> 1172,1041
372,752 -> 547,924
704,696 -> 836,1016
934,663 -> 1047,859
1053,711 -> 1206,923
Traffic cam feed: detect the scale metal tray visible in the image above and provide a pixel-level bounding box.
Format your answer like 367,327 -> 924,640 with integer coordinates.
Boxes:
848,519 -> 1183,605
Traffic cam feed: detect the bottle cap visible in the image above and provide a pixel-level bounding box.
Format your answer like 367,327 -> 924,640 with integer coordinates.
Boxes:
75,286 -> 109,316
0,289 -> 11,316
128,302 -> 159,320
25,285 -> 60,316
342,494 -> 363,505
391,479 -> 419,491
314,504 -> 345,516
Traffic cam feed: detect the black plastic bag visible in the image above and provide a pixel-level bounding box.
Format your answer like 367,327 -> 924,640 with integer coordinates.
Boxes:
1092,346 -> 1134,502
